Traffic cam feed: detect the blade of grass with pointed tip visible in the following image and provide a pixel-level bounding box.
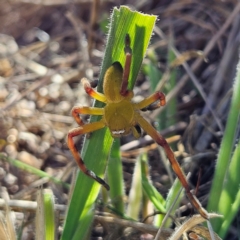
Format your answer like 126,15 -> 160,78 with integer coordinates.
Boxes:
61,6 -> 157,240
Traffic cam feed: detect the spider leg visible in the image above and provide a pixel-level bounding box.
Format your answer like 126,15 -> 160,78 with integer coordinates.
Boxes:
135,92 -> 166,110
135,113 -> 209,219
132,125 -> 141,139
67,120 -> 109,190
82,78 -> 107,103
120,34 -> 132,96
71,106 -> 104,126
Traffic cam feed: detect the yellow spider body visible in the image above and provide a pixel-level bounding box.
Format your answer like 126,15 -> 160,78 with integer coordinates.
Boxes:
103,62 -> 135,138
67,34 -> 209,220
103,62 -> 132,102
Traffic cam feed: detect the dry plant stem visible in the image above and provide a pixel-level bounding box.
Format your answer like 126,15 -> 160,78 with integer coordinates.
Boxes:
190,226 -> 222,240
0,188 -> 16,240
152,2 -> 240,120
12,177 -> 51,200
95,213 -> 221,240
95,215 -> 172,239
36,189 -> 45,240
141,211 -> 175,225
42,112 -> 73,124
0,198 -> 66,212
121,135 -> 181,159
207,220 -> 216,240
168,213 -> 222,240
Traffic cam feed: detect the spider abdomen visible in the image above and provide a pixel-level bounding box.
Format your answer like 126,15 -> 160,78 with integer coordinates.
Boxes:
103,100 -> 135,137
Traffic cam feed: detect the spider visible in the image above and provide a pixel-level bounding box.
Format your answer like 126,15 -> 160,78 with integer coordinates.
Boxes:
67,34 -> 209,220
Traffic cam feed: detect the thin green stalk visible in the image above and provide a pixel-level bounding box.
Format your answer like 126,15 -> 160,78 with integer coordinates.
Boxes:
207,55 -> 240,229
164,177 -> 183,227
141,154 -> 166,218
219,185 -> 240,238
127,155 -> 142,220
217,141 -> 240,237
0,153 -> 69,189
43,189 -> 55,240
37,189 -> 59,240
107,139 -> 124,214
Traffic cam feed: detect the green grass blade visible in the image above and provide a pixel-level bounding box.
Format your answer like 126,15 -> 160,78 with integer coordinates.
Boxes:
36,189 -> 45,240
127,155 -> 143,220
36,189 -> 56,240
0,153 -> 69,189
61,131 -> 113,240
218,141 -> 240,238
107,139 -> 124,214
100,6 -> 157,91
72,211 -> 94,240
141,154 -> 166,214
207,54 -> 240,229
164,178 -> 183,227
141,152 -> 154,223
43,189 -> 55,240
61,6 -> 156,240
143,49 -> 162,93
219,187 -> 240,238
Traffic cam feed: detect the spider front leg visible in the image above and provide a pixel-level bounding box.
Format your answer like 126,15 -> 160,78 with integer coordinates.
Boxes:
135,91 -> 166,111
67,120 -> 109,190
71,106 -> 104,126
136,113 -> 209,220
81,77 -> 107,103
120,34 -> 132,96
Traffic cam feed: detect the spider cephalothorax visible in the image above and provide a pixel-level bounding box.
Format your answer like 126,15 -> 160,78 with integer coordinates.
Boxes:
103,62 -> 135,137
68,34 -> 209,220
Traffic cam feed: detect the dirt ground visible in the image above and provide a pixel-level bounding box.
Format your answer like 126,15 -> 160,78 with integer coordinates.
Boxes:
0,0 -> 239,239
